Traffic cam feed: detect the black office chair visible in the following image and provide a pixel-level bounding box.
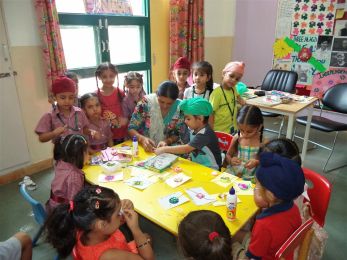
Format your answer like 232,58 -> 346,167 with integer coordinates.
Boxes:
294,83 -> 347,172
259,70 -> 298,137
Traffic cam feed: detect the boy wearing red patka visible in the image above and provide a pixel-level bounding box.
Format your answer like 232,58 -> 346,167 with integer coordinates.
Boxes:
232,152 -> 305,260
172,57 -> 191,99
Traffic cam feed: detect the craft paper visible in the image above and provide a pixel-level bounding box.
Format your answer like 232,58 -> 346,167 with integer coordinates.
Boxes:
211,172 -> 238,188
210,193 -> 242,207
276,0 -> 295,38
233,180 -> 254,195
165,173 -> 191,188
186,187 -> 216,206
101,147 -> 132,162
310,68 -> 347,97
273,58 -> 293,71
125,176 -> 154,190
292,62 -> 314,84
158,192 -> 190,210
130,167 -> 157,178
98,173 -> 123,183
291,0 -> 336,36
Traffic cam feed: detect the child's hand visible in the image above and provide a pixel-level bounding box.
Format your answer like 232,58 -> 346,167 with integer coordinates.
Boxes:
154,147 -> 166,155
90,129 -> 101,140
118,117 -> 129,127
157,141 -> 168,148
123,209 -> 139,231
244,159 -> 259,169
53,126 -> 67,136
121,199 -> 134,210
230,157 -> 242,166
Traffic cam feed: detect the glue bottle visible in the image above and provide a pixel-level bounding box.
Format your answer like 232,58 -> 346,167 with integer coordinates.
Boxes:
226,186 -> 237,221
132,136 -> 139,158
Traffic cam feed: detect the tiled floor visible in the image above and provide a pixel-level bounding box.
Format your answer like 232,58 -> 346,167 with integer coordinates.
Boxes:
0,117 -> 346,259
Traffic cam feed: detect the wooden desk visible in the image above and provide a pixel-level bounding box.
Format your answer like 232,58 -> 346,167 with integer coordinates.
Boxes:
84,141 -> 258,236
246,94 -> 318,164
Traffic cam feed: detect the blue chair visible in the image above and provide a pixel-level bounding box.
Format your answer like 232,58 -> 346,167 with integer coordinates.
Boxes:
19,184 -> 47,247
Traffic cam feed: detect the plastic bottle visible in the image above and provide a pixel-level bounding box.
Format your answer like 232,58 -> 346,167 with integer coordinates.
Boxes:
226,186 -> 237,221
132,136 -> 139,158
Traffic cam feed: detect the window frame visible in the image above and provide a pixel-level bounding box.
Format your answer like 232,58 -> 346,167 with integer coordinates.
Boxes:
58,1 -> 152,93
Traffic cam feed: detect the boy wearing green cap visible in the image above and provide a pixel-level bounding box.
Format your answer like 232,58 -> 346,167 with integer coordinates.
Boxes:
154,97 -> 222,170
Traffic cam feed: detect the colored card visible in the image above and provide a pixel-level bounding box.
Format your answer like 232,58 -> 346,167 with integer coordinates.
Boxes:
234,180 -> 254,195
211,172 -> 238,188
210,193 -> 242,207
165,173 -> 191,188
158,192 -> 190,210
125,176 -> 154,190
186,187 -> 216,206
98,173 -> 123,183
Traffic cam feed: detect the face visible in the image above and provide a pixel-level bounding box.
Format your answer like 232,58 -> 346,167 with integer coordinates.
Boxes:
55,92 -> 75,111
126,79 -> 143,97
83,97 -> 102,120
102,201 -> 122,235
99,69 -> 116,88
222,71 -> 242,89
342,40 -> 347,49
321,41 -> 328,50
254,179 -> 269,208
238,123 -> 261,139
337,53 -> 345,62
192,69 -> 210,89
173,69 -> 189,85
158,95 -> 175,114
184,115 -> 203,131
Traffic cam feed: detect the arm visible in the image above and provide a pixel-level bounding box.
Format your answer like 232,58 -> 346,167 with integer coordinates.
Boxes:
225,135 -> 241,166
208,113 -> 215,129
154,144 -> 195,155
237,95 -> 246,106
38,126 -> 66,142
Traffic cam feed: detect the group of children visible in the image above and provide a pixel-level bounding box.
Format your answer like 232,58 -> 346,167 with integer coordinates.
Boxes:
21,56 -> 309,259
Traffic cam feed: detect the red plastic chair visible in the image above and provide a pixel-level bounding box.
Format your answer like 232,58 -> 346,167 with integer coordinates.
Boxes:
302,168 -> 332,227
215,131 -> 233,152
275,218 -> 314,260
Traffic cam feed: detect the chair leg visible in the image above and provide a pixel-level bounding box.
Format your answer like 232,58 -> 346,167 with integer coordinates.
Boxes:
323,131 -> 339,172
32,225 -> 45,247
278,116 -> 285,138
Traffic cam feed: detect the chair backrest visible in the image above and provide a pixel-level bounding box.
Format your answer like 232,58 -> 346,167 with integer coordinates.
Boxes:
261,69 -> 298,93
302,168 -> 332,227
19,184 -> 47,225
275,218 -> 314,260
322,83 -> 347,114
215,131 -> 233,152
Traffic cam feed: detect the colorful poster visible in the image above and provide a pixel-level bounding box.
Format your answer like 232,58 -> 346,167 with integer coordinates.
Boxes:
310,69 -> 347,97
291,0 -> 336,36
292,62 -> 313,84
276,0 -> 295,38
273,58 -> 293,71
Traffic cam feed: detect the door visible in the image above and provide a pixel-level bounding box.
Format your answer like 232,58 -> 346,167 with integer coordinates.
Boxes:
0,4 -> 30,174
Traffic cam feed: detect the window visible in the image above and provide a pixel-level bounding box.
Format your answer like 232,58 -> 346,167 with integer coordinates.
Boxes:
56,0 -> 151,95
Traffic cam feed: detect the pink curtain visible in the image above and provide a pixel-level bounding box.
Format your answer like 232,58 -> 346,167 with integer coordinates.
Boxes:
169,0 -> 204,70
34,0 -> 66,102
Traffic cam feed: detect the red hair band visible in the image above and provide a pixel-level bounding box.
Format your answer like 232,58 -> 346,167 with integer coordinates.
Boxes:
208,231 -> 219,241
69,200 -> 74,212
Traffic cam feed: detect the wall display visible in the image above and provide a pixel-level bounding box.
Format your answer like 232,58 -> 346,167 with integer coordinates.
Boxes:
310,69 -> 347,97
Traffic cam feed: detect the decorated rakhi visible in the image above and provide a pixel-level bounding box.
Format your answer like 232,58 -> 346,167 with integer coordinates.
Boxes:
283,37 -> 327,73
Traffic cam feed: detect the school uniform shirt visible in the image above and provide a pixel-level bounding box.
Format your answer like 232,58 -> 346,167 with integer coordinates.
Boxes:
209,86 -> 239,133
35,106 -> 89,141
88,119 -> 113,151
183,85 -> 211,100
46,160 -> 84,213
178,82 -> 191,100
188,124 -> 222,170
246,202 -> 302,260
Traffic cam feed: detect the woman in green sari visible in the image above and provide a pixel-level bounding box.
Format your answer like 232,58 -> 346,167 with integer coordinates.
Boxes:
128,81 -> 185,152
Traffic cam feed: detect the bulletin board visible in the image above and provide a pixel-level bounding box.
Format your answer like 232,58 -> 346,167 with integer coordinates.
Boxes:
273,0 -> 347,98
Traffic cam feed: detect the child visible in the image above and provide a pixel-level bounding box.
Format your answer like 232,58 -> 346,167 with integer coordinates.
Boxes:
261,138 -> 302,165
183,61 -> 213,100
172,57 -> 191,99
35,76 -> 91,143
46,134 -> 89,213
45,185 -> 154,260
95,62 -> 128,144
80,93 -> 113,152
232,152 -> 305,260
178,210 -> 232,260
65,71 -> 80,107
225,105 -> 264,181
209,61 -> 246,134
122,71 -> 146,120
154,98 -> 221,170
0,232 -> 32,260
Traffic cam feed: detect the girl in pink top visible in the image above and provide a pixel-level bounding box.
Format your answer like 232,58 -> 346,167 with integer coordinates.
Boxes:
46,134 -> 89,213
95,62 -> 128,144
45,185 -> 154,260
80,93 -> 113,153
122,71 -> 146,120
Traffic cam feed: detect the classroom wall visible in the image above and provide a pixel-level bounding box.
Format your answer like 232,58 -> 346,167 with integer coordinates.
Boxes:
205,0 -> 235,83
233,0 -> 277,87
